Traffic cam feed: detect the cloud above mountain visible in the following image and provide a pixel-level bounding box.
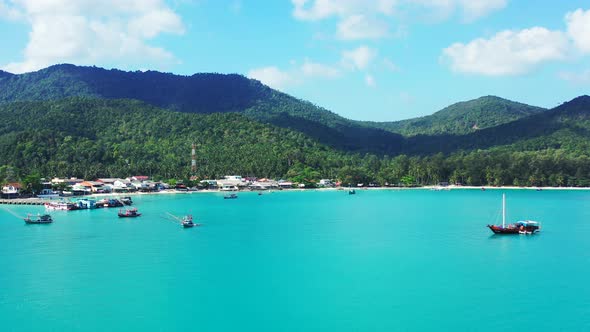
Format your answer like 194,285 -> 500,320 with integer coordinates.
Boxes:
0,0 -> 185,73
442,8 -> 590,77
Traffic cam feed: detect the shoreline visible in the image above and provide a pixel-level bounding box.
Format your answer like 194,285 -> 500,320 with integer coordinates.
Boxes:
8,185 -> 589,202
86,185 -> 590,198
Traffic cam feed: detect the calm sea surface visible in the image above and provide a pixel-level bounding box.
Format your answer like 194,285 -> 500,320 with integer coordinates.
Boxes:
1,189 -> 590,331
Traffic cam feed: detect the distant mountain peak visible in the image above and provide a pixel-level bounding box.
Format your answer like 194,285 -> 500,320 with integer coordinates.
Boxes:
0,69 -> 14,79
369,95 -> 547,136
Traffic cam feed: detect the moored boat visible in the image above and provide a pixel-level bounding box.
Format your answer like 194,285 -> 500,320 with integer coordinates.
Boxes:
487,194 -> 540,235
44,201 -> 77,211
24,213 -> 53,224
182,215 -> 196,228
224,193 -> 238,199
118,207 -> 141,218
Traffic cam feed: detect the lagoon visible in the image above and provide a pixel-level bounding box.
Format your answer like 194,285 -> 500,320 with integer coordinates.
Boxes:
1,189 -> 590,331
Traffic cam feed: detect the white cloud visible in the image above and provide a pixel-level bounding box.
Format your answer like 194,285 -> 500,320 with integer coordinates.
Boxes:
559,70 -> 590,85
365,74 -> 376,87
383,57 -> 399,71
566,8 -> 590,54
342,46 -> 377,70
248,58 -> 341,90
292,0 -> 396,21
337,15 -> 389,40
441,27 -> 569,76
247,66 -> 297,90
301,59 -> 341,78
459,0 -> 507,22
291,0 -> 507,40
1,0 -> 185,73
0,1 -> 22,20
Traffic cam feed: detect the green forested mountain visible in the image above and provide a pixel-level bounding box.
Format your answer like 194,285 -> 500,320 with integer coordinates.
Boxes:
1,97 -> 590,188
1,65 -> 589,187
0,64 -> 402,154
0,70 -> 13,79
365,96 -> 546,136
405,96 -> 590,155
0,98 -> 359,180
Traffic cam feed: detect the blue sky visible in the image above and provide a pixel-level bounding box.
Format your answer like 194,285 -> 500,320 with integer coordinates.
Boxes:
1,0 -> 589,121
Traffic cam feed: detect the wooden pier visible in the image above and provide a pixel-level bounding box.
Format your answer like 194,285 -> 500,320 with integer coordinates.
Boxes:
0,198 -> 46,205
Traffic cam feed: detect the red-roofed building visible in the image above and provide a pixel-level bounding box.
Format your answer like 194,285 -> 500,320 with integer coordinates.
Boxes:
132,176 -> 149,181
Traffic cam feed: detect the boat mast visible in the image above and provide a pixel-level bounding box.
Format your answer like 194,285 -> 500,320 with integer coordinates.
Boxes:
502,193 -> 506,228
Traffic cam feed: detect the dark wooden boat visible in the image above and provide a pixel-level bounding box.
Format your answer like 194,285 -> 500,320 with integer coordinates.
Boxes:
349,189 -> 356,195
487,194 -> 540,235
118,208 -> 141,218
182,215 -> 196,228
24,214 -> 53,224
224,193 -> 238,199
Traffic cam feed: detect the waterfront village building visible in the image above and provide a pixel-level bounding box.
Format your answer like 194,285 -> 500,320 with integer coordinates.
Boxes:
79,181 -> 107,193
199,180 -> 218,189
98,178 -> 135,193
248,180 -> 279,190
51,178 -> 85,186
319,179 -> 335,187
217,175 -> 246,191
278,181 -> 293,189
1,183 -> 21,198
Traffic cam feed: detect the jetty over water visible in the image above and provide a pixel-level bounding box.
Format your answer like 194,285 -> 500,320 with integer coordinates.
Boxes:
0,198 -> 46,205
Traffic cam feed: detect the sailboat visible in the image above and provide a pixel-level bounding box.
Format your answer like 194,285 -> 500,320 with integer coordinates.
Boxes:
487,194 -> 540,235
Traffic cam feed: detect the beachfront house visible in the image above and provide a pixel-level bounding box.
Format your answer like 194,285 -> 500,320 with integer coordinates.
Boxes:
1,183 -> 21,198
248,180 -> 278,190
79,181 -> 107,193
199,180 -> 218,189
278,181 -> 293,189
217,175 -> 246,191
319,179 -> 335,187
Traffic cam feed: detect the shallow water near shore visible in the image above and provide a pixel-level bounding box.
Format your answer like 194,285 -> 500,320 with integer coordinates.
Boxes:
1,189 -> 590,331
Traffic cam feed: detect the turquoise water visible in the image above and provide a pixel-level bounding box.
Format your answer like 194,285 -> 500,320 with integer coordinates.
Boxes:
1,189 -> 590,331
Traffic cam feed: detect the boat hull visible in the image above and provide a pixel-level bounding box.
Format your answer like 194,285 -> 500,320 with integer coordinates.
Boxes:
118,213 -> 141,218
24,215 -> 53,224
487,224 -> 540,235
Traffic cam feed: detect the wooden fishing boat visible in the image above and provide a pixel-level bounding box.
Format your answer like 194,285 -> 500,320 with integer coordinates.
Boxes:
182,215 -> 196,228
24,213 -> 53,224
118,208 -> 141,218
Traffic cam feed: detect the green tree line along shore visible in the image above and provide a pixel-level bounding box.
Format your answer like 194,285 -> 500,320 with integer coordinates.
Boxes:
1,97 -> 590,188
1,64 -> 590,188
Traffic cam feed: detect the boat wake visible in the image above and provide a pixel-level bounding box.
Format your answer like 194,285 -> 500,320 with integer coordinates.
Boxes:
2,207 -> 25,220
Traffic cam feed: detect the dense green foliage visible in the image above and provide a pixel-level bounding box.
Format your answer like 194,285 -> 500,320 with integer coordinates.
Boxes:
0,70 -> 13,79
0,98 -> 357,180
0,64 -> 402,154
403,96 -> 590,155
1,97 -> 590,187
365,96 -> 546,136
1,64 -> 589,187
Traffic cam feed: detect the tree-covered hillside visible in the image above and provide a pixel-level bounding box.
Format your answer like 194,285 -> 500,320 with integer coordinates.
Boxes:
0,64 -> 402,154
1,97 -> 590,187
404,96 -> 590,155
0,98 -> 356,180
0,70 -> 13,79
365,96 -> 546,136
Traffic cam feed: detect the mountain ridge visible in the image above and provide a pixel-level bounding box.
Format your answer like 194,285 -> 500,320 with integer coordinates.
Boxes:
364,95 -> 546,136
